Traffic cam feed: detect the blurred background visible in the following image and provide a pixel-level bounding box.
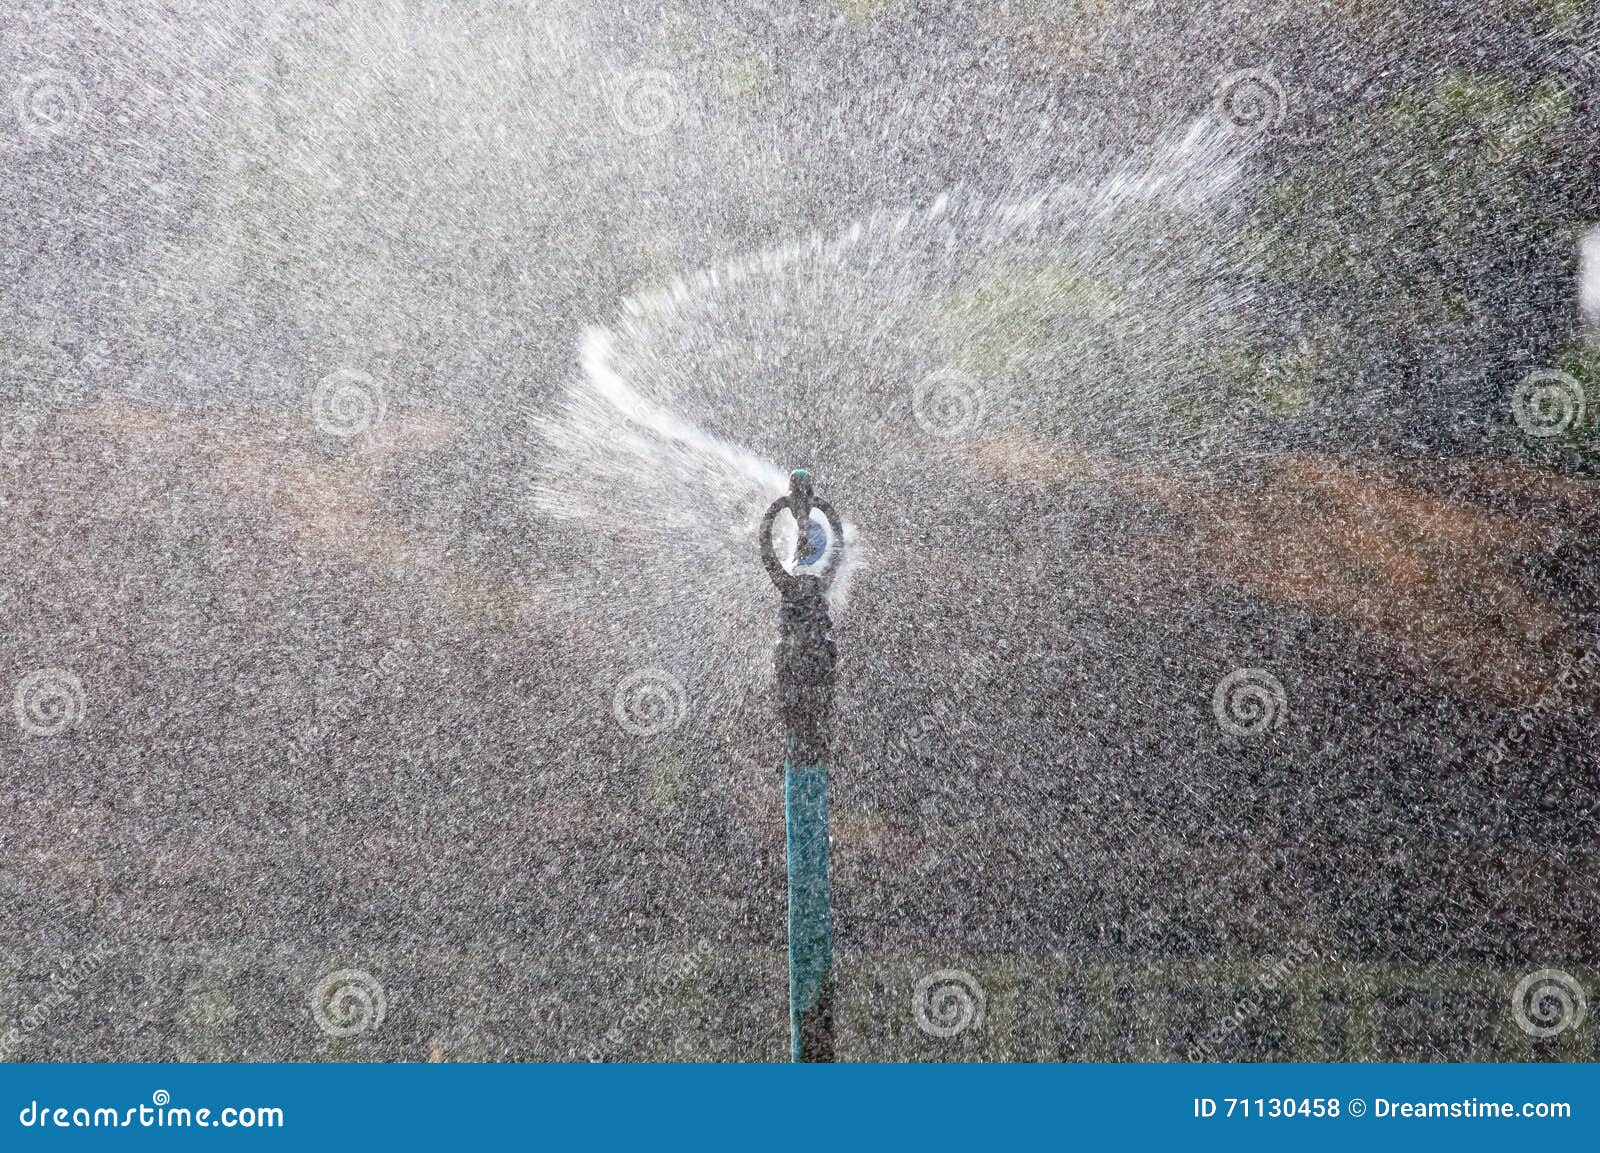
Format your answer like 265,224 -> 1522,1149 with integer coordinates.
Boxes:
1,0 -> 1597,1060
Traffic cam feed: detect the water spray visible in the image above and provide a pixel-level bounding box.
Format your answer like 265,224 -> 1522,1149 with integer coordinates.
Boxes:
759,468 -> 844,1062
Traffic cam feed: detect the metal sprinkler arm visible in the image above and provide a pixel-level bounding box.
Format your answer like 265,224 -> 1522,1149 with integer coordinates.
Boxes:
758,491 -> 846,587
757,499 -> 788,586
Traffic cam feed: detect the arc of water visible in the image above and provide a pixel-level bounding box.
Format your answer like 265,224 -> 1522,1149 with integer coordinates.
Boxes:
578,326 -> 788,494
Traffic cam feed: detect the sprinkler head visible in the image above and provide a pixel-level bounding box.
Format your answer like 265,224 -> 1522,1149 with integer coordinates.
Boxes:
760,469 -> 844,586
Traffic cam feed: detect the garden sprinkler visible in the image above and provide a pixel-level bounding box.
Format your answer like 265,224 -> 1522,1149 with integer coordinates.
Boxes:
759,468 -> 844,1062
